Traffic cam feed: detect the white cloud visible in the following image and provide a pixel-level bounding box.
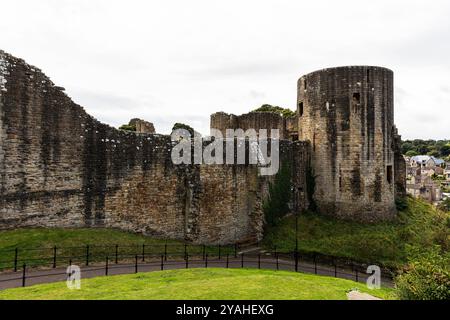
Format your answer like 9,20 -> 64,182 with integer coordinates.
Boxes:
0,0 -> 449,138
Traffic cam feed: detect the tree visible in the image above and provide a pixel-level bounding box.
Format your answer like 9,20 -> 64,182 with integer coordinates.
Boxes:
405,150 -> 419,157
441,144 -> 450,157
401,142 -> 413,155
253,104 -> 296,118
172,123 -> 195,137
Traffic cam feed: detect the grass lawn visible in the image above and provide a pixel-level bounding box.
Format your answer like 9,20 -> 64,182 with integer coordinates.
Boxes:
263,197 -> 450,268
0,268 -> 396,300
0,228 -> 231,270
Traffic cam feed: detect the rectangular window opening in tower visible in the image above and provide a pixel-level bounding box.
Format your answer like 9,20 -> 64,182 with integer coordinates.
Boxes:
387,165 -> 393,184
353,92 -> 360,103
299,102 -> 304,116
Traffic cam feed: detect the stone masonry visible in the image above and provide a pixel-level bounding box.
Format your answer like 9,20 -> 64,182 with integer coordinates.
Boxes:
0,51 -> 405,244
297,66 -> 404,221
0,50 -> 309,244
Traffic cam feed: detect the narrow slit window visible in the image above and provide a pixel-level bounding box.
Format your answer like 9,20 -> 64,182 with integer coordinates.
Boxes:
299,102 -> 304,116
387,165 -> 393,184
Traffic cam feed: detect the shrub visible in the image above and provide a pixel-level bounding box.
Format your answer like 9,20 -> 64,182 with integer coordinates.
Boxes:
395,197 -> 409,211
119,124 -> 136,132
172,123 -> 195,137
253,104 -> 296,118
395,246 -> 450,300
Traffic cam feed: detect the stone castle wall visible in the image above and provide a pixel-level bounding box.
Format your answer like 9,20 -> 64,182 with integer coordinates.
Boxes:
210,111 -> 298,140
0,51 -> 308,244
298,66 -> 398,221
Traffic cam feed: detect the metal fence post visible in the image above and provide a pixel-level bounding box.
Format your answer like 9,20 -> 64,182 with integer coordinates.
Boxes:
258,254 -> 261,269
314,254 -> 317,274
135,255 -> 138,274
161,255 -> 164,271
294,250 -> 298,272
186,254 -> 189,269
276,253 -> 279,271
205,254 -> 208,268
105,256 -> 109,276
86,245 -> 90,266
334,263 -> 337,277
218,245 -> 221,260
226,254 -> 229,268
22,264 -> 26,287
14,248 -> 18,272
53,246 -> 57,268
142,244 -> 145,262
164,244 -> 168,261
184,244 -> 187,260
115,244 -> 119,264
241,253 -> 244,268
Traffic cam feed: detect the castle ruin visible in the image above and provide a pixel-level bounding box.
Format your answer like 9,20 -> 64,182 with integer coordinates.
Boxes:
0,50 -> 406,244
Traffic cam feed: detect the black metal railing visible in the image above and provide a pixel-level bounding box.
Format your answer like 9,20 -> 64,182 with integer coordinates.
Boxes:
0,245 -> 395,289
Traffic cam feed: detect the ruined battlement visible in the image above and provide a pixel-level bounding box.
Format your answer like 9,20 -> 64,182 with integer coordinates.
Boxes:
0,51 -> 310,244
210,111 -> 298,140
0,51 -> 405,244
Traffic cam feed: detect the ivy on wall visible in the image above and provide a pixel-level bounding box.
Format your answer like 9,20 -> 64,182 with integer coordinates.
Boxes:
263,162 -> 292,226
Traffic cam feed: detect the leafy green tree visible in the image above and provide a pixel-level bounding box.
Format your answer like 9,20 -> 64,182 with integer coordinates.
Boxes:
172,123 -> 195,137
441,144 -> 450,157
401,142 -> 413,155
253,104 -> 296,118
405,150 -> 419,157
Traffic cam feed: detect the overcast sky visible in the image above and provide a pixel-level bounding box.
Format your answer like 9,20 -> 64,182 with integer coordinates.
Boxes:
1,0 -> 449,139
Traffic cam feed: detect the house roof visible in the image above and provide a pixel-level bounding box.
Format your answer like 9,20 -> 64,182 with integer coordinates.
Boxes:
411,155 -> 445,165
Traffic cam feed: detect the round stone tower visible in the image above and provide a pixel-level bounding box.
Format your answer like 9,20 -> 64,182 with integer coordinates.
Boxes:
298,66 -> 396,222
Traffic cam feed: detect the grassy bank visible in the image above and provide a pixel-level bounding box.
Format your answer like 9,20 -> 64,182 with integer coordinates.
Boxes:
0,268 -> 395,300
0,228 -> 232,270
263,197 -> 450,268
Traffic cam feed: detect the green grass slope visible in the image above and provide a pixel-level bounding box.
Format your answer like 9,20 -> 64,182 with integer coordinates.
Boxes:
0,268 -> 395,300
0,228 -> 229,270
263,197 -> 450,268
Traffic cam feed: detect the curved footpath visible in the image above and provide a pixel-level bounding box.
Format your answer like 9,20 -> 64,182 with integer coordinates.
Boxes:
0,254 -> 394,291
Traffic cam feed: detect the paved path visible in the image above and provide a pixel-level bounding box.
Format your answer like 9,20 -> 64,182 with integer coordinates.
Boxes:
347,290 -> 382,300
0,254 -> 394,291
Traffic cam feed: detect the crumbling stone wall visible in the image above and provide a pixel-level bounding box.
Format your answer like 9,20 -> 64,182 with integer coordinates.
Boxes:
0,51 -> 308,244
210,111 -> 298,140
129,118 -> 155,134
298,66 -> 397,222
